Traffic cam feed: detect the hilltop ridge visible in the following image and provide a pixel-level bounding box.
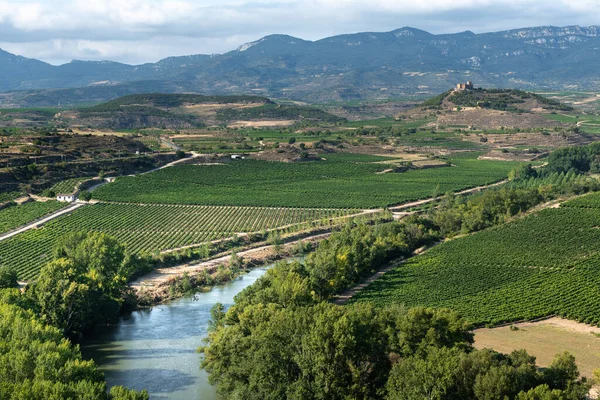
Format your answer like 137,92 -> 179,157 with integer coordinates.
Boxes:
2,25 -> 600,105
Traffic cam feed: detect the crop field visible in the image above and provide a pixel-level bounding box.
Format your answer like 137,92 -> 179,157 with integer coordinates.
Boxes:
0,191 -> 23,203
41,177 -> 90,196
0,201 -> 65,235
172,137 -> 262,152
561,191 -> 600,208
351,205 -> 600,326
134,136 -> 163,151
92,156 -> 518,208
0,203 -> 358,280
395,132 -> 483,149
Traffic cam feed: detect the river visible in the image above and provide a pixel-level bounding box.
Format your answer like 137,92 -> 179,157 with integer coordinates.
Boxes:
82,265 -> 276,400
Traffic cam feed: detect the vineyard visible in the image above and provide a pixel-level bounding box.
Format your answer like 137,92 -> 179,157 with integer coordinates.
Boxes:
41,177 -> 90,196
133,136 -> 163,151
0,203 -> 358,280
92,156 -> 518,208
0,191 -> 22,203
351,206 -> 600,326
560,191 -> 600,208
0,201 -> 65,235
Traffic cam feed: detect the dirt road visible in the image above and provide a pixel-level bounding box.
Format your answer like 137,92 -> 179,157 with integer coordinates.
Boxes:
0,202 -> 86,242
388,180 -> 508,211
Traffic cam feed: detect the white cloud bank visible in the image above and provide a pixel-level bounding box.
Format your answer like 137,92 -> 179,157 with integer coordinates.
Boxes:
0,0 -> 598,64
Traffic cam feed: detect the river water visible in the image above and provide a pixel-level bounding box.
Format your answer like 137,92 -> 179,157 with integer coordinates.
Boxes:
82,266 -> 273,400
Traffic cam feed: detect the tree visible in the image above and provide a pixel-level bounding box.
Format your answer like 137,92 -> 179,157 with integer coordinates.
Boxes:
28,232 -> 132,336
0,300 -> 148,400
542,352 -> 582,391
386,347 -> 462,400
516,385 -> 565,400
79,190 -> 92,202
0,266 -> 18,289
288,137 -> 296,144
25,258 -> 92,335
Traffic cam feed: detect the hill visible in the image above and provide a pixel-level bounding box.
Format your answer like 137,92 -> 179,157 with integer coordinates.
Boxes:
2,26 -> 600,105
403,88 -> 576,130
61,93 -> 344,129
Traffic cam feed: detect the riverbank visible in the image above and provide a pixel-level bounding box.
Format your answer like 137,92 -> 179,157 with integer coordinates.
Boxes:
135,235 -> 321,306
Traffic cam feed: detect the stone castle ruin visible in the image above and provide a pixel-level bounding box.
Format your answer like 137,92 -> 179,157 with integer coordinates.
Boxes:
455,81 -> 474,91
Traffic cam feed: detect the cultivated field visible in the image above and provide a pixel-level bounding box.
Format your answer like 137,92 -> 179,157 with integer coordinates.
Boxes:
0,203 -> 358,280
0,201 -> 65,235
351,197 -> 600,326
91,154 -> 518,208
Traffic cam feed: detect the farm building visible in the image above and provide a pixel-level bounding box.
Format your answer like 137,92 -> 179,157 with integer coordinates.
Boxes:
57,194 -> 76,202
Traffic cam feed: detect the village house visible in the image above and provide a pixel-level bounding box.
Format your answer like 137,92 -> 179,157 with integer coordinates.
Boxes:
57,194 -> 76,202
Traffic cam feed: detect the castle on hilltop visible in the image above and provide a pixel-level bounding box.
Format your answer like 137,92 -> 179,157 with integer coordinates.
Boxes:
455,81 -> 474,91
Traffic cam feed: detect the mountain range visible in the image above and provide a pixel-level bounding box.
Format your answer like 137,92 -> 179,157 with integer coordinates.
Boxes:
1,25 -> 600,106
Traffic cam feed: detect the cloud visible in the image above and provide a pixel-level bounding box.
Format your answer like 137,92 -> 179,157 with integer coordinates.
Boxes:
0,0 -> 598,64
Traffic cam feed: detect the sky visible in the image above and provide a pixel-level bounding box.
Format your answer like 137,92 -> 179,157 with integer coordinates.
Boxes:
0,0 -> 599,65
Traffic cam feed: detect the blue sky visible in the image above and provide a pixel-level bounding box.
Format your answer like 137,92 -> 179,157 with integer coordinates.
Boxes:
0,0 -> 599,65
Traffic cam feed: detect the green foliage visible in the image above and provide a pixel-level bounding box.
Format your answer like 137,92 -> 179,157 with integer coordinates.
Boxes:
42,177 -> 91,197
0,300 -> 148,399
0,191 -> 23,203
203,295 -> 587,399
0,201 -> 65,235
202,303 -> 472,399
233,219 -> 437,308
546,142 -> 600,174
79,190 -> 92,201
447,89 -> 573,112
0,266 -> 18,289
84,93 -> 272,110
421,90 -> 453,108
26,232 -> 132,336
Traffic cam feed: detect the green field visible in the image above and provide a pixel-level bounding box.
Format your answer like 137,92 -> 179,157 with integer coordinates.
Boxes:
395,131 -> 482,149
92,155 -> 518,208
351,202 -> 600,326
0,201 -> 65,235
0,191 -> 23,203
0,203 -> 358,280
41,177 -> 90,196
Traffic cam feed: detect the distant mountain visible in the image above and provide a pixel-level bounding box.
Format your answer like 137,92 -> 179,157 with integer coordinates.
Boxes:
2,25 -> 600,105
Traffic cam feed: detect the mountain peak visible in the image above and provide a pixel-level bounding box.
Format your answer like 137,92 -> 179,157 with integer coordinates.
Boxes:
237,34 -> 306,52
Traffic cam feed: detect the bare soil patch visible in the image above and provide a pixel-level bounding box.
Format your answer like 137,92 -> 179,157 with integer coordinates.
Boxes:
437,109 -> 564,130
228,120 -> 296,128
474,317 -> 600,379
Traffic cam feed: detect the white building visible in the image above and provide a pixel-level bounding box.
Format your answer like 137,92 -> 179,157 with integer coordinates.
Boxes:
57,194 -> 76,202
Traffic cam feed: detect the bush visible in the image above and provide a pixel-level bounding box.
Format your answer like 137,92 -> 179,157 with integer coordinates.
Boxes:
0,266 -> 18,289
